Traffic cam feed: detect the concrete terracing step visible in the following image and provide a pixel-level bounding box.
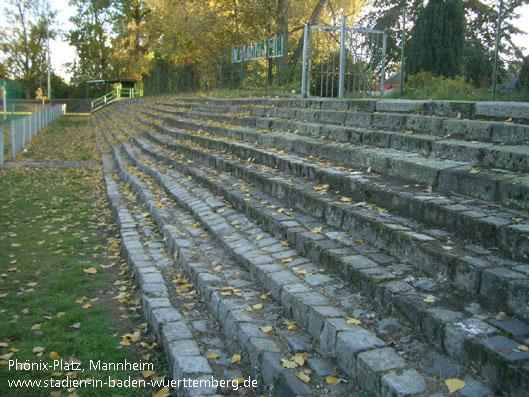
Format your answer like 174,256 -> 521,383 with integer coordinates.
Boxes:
97,122 -> 355,396
100,157 -> 237,396
122,105 -> 529,265
100,107 -> 529,396
129,102 -> 529,213
147,102 -> 529,174
163,97 -> 529,125
96,115 -> 444,396
99,110 -> 517,397
113,106 -> 529,321
158,97 -> 529,144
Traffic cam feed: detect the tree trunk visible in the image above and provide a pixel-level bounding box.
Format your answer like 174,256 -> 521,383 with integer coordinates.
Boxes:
289,0 -> 328,65
277,0 -> 289,69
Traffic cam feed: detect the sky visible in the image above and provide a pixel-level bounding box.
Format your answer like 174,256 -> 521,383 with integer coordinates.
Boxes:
2,0 -> 529,84
49,0 -> 77,83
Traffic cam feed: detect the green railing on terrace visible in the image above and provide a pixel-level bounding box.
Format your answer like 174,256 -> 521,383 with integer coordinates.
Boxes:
90,88 -> 143,111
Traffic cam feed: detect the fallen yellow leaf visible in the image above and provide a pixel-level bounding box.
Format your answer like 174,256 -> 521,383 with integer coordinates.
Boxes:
517,345 -> 528,351
284,321 -> 298,331
49,351 -> 60,360
231,354 -> 242,364
445,378 -> 466,394
129,331 -> 141,342
153,387 -> 171,397
346,317 -> 362,325
32,347 -> 45,354
495,311 -> 507,321
83,267 -> 97,274
207,352 -> 220,359
326,376 -> 341,385
260,326 -> 273,334
295,371 -> 310,383
282,258 -> 293,264
442,246 -> 454,250
142,370 -> 155,378
252,304 -> 263,310
281,359 -> 298,369
292,353 -> 306,366
423,298 -> 436,303
0,353 -> 14,360
233,377 -> 245,386
100,263 -> 116,269
82,303 -> 92,309
311,227 -> 323,233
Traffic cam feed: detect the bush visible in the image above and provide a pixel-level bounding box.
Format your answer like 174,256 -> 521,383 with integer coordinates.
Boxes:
518,56 -> 529,91
464,46 -> 492,88
400,71 -> 476,100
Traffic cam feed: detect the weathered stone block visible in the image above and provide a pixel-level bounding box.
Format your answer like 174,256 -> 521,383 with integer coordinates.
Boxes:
356,348 -> 406,393
380,369 -> 426,396
336,329 -> 385,377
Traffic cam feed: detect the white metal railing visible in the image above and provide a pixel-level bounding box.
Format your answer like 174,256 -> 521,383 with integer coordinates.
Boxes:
0,104 -> 66,169
90,88 -> 144,112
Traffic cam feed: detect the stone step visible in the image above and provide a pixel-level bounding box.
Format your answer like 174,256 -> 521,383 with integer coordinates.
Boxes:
130,103 -> 529,213
95,115 -> 443,397
112,106 -> 529,323
162,97 -> 529,125
100,107 -> 529,396
99,156 -> 235,397
125,104 -> 529,264
157,97 -> 529,145
147,102 -> 529,174
97,119 -> 355,396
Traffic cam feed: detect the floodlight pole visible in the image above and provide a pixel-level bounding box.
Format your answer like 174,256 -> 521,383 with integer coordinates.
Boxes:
338,15 -> 346,99
399,4 -> 406,97
2,82 -> 6,121
47,21 -> 51,103
301,24 -> 308,97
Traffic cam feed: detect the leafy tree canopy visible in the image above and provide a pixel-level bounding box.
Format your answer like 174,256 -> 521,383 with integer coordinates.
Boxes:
0,0 -> 56,98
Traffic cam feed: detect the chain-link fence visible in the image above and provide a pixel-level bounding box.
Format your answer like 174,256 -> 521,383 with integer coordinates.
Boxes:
0,104 -> 65,169
372,0 -> 529,101
142,51 -> 288,96
141,1 -> 529,101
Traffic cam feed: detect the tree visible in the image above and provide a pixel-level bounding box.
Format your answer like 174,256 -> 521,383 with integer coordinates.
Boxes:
0,0 -> 55,98
67,0 -> 113,82
406,0 -> 465,78
464,44 -> 492,87
359,0 -> 529,77
518,55 -> 529,90
109,0 -> 152,80
50,72 -> 70,98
